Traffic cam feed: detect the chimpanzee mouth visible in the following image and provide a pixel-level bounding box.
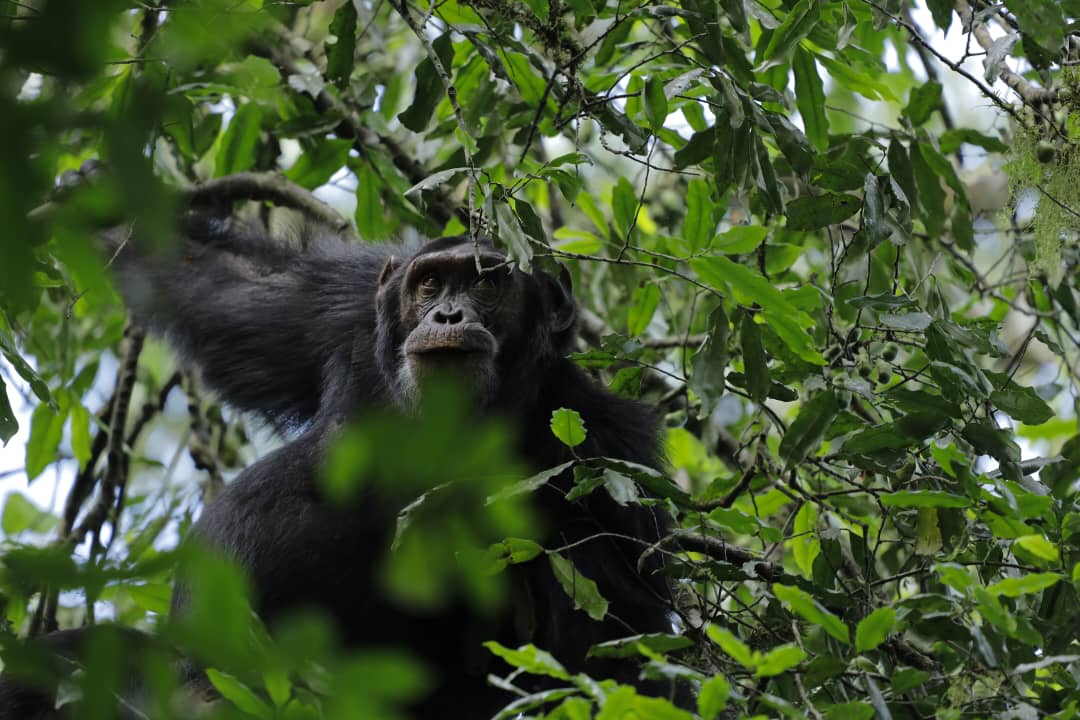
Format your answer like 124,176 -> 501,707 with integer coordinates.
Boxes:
404,325 -> 496,357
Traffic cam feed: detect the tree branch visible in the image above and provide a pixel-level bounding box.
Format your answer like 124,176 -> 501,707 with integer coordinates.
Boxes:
184,172 -> 353,238
955,0 -> 1058,106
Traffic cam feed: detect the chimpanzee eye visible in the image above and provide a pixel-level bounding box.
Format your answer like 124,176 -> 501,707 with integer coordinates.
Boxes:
418,274 -> 441,296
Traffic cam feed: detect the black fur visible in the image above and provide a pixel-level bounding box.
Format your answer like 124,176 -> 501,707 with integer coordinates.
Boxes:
1,221 -> 679,718
113,216 -> 398,429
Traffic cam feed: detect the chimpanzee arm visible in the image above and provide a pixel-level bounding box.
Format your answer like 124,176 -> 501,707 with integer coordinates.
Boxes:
111,216 -> 394,429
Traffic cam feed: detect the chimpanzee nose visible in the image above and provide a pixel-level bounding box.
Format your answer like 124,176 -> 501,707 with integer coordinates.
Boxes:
432,305 -> 464,324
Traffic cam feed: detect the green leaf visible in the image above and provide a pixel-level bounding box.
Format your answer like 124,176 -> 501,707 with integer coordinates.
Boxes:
495,200 -> 533,272
855,607 -> 896,652
938,567 -> 975,593
612,176 -> 638,239
488,461 -> 576,504
487,538 -> 545,570
698,673 -> 730,719
691,305 -> 729,407
597,687 -> 694,720
589,633 -> 694,658
523,0 -> 549,23
751,134 -> 784,214
816,53 -> 898,102
812,154 -> 864,192
762,0 -> 820,64
892,668 -> 931,693
399,34 -> 453,132
766,112 -> 814,175
223,55 -> 281,101
627,283 -> 660,336
773,584 -> 850,644
484,642 -> 570,679
683,178 -> 714,251
786,193 -> 860,231
712,225 -> 767,254
903,81 -> 943,126
792,47 -> 827,150
404,167 -> 467,198
918,141 -> 968,206
326,0 -> 357,88
499,50 -> 548,106
880,312 -> 932,332
1012,535 -> 1059,563
264,670 -> 291,708
601,468 -> 639,506
286,138 -> 353,189
962,420 -> 1021,474
915,507 -> 943,555
949,202 -> 969,256
355,162 -> 389,241
69,402 -> 91,467
825,703 -> 875,720
515,198 -> 546,242
925,0 -> 953,31
548,553 -> 609,620
550,408 -> 586,448
705,625 -> 754,668
674,128 -> 714,169
779,390 -> 840,467
843,412 -> 949,455
939,128 -> 1007,154
848,293 -> 918,311
756,644 -> 808,677
862,173 -> 889,247
741,313 -> 769,403
791,502 -> 820,578
215,102 -> 262,176
2,492 -> 57,535
988,572 -> 1061,597
207,669 -> 273,719
643,74 -> 668,132
0,377 -> 17,445
990,387 -> 1055,426
888,140 -> 918,214
1005,0 -> 1065,52
590,457 -> 692,505
25,403 -> 67,482
691,256 -> 823,364
0,332 -> 55,410
880,491 -> 970,509
911,140 -> 946,235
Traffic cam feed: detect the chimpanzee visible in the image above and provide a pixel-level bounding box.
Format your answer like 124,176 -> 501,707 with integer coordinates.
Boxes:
0,216 -> 681,717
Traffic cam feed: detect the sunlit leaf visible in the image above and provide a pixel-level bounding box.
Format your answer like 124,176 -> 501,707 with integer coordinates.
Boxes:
25,403 -> 66,482
988,572 -> 1061,597
855,607 -> 896,652
550,408 -> 586,448
773,584 -> 850,644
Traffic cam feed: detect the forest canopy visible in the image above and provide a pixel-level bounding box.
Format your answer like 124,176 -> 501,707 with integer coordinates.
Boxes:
1,0 -> 1080,718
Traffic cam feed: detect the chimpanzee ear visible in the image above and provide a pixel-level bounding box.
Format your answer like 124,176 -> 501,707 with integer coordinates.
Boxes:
378,256 -> 399,288
375,256 -> 399,314
547,264 -> 577,333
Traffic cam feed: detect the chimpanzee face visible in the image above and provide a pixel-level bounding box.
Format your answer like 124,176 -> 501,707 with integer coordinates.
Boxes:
376,240 -> 515,407
374,238 -> 577,410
